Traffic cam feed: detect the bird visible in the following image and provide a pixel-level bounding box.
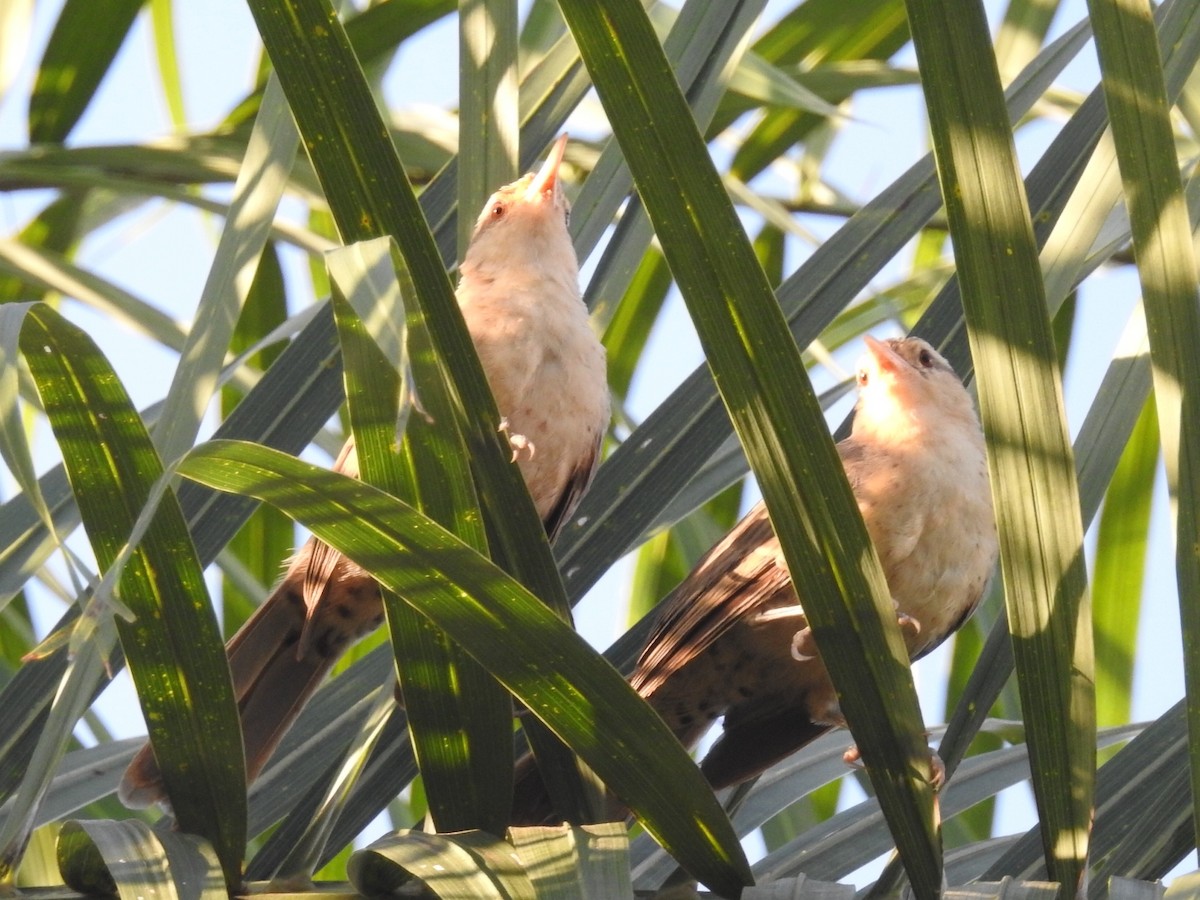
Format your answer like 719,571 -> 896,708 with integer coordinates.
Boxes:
119,134 -> 610,810
511,335 -> 996,821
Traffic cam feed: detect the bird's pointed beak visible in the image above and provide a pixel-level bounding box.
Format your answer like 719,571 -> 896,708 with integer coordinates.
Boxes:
524,134 -> 568,202
862,335 -> 904,375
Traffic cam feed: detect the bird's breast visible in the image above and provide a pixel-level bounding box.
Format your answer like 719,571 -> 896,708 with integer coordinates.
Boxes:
461,281 -> 609,519
861,435 -> 997,656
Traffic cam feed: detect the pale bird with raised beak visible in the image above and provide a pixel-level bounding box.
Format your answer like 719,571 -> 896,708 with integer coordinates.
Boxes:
120,135 -> 610,809
512,335 -> 996,821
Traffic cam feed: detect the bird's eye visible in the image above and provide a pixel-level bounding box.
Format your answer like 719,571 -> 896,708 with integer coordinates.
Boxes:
856,370 -> 869,387
918,349 -> 935,368
491,203 -> 506,219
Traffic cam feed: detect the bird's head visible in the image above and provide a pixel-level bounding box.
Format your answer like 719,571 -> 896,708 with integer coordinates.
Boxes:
851,335 -> 980,443
460,134 -> 577,281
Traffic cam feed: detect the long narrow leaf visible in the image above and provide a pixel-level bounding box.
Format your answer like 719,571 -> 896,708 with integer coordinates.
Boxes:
147,0 -> 185,130
1093,399 -> 1157,728
350,829 -> 534,897
178,439 -> 750,896
329,238 -> 513,836
28,0 -> 143,142
0,304 -> 347,823
153,75 -> 299,465
557,0 -> 939,894
57,819 -> 224,900
1086,0 -> 1200,847
903,0 -> 1095,894
10,304 -> 244,886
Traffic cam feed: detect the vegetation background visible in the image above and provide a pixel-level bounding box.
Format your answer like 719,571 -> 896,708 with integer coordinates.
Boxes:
0,0 -> 1197,897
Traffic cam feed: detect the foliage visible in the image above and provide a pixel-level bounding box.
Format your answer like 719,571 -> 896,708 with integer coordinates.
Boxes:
0,0 -> 1197,897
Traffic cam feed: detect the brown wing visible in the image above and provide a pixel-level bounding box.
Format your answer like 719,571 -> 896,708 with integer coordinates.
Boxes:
630,502 -> 793,697
540,428 -> 603,543
297,437 -> 359,655
632,435 -> 877,699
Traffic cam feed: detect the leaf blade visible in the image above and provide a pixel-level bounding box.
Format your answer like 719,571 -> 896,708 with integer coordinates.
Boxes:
178,438 -> 751,897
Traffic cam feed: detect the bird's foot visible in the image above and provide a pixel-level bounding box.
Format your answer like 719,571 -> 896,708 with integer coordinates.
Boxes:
842,743 -> 864,770
929,749 -> 947,790
498,417 -> 536,462
896,609 -> 921,640
786,608 -> 918,662
791,626 -> 819,662
841,743 -> 947,791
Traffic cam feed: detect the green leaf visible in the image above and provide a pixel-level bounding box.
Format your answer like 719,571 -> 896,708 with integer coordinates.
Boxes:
557,0 -> 936,892
727,0 -> 910,180
1086,0 -> 1200,850
903,0 -> 1096,894
726,51 -> 845,118
0,602 -> 117,885
509,824 -> 635,899
349,829 -> 535,897
7,741 -> 140,828
994,0 -> 1063,80
57,819 -> 224,900
1093,398 -> 1157,729
28,0 -> 144,143
153,75 -> 300,466
8,304 -> 244,886
176,438 -> 750,897
147,0 -> 185,129
601,245 -> 671,403
0,304 -> 348,829
985,702 -> 1191,887
0,237 -> 190,352
219,0 -> 457,132
578,0 -> 769,330
220,242 -> 292,632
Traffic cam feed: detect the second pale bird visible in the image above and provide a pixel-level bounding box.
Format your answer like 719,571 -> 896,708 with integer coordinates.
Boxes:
119,135 -> 610,809
511,335 -> 998,822
630,336 -> 997,791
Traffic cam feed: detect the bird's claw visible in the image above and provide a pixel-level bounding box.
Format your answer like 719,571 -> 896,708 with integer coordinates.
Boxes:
891,597 -> 921,638
929,750 -> 947,790
791,626 -> 818,662
896,609 -> 921,638
498,417 -> 536,462
789,609 -> 918,663
842,744 -> 864,770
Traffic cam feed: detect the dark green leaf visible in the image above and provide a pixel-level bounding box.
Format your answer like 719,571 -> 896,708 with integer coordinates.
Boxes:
13,304 -> 244,886
28,0 -> 143,142
558,0 -> 935,891
178,438 -> 750,896
1086,0 -> 1200,849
